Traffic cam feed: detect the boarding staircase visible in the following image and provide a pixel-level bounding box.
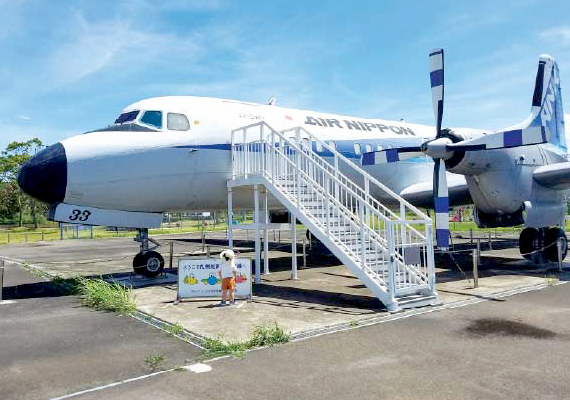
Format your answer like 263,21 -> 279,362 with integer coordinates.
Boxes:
228,122 -> 438,311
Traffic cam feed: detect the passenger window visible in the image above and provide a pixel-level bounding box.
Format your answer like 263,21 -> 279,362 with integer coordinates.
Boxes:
140,111 -> 163,129
365,144 -> 372,153
167,113 -> 190,131
354,143 -> 361,155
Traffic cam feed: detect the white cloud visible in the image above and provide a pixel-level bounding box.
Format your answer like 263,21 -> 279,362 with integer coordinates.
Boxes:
45,13 -> 202,88
540,27 -> 570,44
123,0 -> 225,12
17,115 -> 31,121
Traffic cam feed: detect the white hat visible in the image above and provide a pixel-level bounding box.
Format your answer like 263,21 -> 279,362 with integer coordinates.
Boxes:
220,249 -> 235,262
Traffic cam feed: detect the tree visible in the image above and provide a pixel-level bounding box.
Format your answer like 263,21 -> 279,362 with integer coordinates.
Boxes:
0,138 -> 46,227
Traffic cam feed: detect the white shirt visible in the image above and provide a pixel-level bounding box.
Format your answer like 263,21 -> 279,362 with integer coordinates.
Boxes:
220,260 -> 237,279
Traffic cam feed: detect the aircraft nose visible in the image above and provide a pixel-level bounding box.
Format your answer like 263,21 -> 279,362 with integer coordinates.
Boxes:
17,142 -> 67,204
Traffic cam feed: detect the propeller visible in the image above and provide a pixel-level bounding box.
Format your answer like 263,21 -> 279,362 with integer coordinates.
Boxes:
429,49 -> 450,250
361,48 -> 549,251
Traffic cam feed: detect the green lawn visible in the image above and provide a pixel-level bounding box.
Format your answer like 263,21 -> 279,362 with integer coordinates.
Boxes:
0,221 -> 229,245
2,217 -> 569,245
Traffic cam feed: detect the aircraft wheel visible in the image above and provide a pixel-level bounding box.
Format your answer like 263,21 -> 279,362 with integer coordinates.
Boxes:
519,228 -> 540,260
133,251 -> 164,278
544,228 -> 568,262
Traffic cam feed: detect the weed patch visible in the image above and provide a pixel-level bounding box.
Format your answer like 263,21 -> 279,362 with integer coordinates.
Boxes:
77,277 -> 136,315
545,275 -> 559,286
145,354 -> 165,372
202,337 -> 249,359
201,322 -> 290,360
165,321 -> 184,336
49,275 -> 79,295
249,322 -> 290,347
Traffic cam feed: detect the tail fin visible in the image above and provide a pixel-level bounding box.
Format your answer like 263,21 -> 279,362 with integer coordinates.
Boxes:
527,55 -> 566,151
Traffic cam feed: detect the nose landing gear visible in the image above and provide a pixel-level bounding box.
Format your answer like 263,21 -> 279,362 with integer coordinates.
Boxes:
133,229 -> 164,277
519,227 -> 567,263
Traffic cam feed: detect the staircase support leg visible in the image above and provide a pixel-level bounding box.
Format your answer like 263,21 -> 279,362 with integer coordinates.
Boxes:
254,184 -> 261,284
291,217 -> 298,280
263,188 -> 270,275
227,187 -> 233,249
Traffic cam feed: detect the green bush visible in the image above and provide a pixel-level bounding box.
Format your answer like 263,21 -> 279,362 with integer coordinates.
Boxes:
249,322 -> 290,347
77,277 -> 136,315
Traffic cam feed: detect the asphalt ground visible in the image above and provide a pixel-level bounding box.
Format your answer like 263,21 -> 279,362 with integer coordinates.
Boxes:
54,282 -> 570,400
1,232 -> 570,399
0,263 -> 202,400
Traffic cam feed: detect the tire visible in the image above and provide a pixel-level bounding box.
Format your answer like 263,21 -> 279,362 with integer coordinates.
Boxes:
544,228 -> 568,262
519,228 -> 540,260
133,251 -> 164,278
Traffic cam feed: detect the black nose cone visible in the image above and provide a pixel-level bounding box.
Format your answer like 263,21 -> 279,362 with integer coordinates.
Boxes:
17,143 -> 67,204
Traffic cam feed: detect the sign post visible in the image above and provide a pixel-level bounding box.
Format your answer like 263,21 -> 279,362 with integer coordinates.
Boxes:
176,258 -> 252,302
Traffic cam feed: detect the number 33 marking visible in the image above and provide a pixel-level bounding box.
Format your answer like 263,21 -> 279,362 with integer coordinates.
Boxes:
69,209 -> 91,222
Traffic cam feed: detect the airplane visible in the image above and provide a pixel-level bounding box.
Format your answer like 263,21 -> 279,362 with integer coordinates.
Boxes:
17,50 -> 568,278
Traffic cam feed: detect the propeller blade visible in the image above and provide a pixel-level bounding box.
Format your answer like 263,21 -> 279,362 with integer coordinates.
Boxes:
429,48 -> 444,136
361,147 -> 423,165
433,158 -> 449,250
446,125 -> 547,151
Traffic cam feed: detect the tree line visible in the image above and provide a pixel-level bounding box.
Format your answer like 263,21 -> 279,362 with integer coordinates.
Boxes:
0,138 -> 49,227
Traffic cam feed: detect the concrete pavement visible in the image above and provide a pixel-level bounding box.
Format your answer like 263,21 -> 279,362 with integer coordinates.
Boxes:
68,282 -> 570,400
0,263 -> 202,400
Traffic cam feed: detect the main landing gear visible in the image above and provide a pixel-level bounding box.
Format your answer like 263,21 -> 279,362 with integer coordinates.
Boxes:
133,228 -> 164,278
519,227 -> 568,263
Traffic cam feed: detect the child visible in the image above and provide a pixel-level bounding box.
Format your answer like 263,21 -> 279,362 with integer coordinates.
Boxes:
218,249 -> 237,306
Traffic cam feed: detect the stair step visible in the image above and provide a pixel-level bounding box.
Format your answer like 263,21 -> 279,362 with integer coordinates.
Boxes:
395,294 -> 439,309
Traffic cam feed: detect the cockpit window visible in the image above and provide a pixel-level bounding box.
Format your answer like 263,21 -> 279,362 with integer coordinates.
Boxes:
114,110 -> 139,124
167,113 -> 190,131
140,111 -> 163,129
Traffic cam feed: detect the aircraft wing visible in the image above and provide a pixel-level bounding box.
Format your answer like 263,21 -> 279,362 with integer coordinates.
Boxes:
399,174 -> 472,208
533,162 -> 570,190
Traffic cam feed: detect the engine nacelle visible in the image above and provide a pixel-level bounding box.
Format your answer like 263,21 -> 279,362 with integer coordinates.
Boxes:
473,207 -> 525,228
521,201 -> 566,228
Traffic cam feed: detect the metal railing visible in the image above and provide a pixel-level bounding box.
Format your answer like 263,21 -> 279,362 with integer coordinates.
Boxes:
231,122 -> 436,299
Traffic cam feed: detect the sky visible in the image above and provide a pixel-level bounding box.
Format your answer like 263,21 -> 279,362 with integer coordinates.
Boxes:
2,0 -> 570,150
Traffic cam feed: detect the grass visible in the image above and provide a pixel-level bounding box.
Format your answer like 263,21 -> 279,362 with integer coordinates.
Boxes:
50,275 -> 81,295
545,275 -> 559,286
0,221 -> 229,245
201,322 -> 290,360
248,322 -> 290,347
76,277 -> 136,315
145,354 -> 165,372
165,321 -> 184,336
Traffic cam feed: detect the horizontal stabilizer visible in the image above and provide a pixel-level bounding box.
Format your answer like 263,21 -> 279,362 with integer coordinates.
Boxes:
533,162 -> 570,190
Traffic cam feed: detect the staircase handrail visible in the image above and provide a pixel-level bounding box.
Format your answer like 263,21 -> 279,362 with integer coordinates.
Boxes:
233,125 -> 424,271
279,126 -> 430,221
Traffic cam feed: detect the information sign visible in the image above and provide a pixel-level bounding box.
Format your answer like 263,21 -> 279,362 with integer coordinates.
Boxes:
177,258 -> 252,300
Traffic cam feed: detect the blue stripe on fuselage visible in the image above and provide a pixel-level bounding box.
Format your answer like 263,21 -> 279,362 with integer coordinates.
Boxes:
170,139 -> 432,163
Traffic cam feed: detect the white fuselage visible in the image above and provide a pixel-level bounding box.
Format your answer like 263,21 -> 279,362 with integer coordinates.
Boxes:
61,96 -> 456,212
